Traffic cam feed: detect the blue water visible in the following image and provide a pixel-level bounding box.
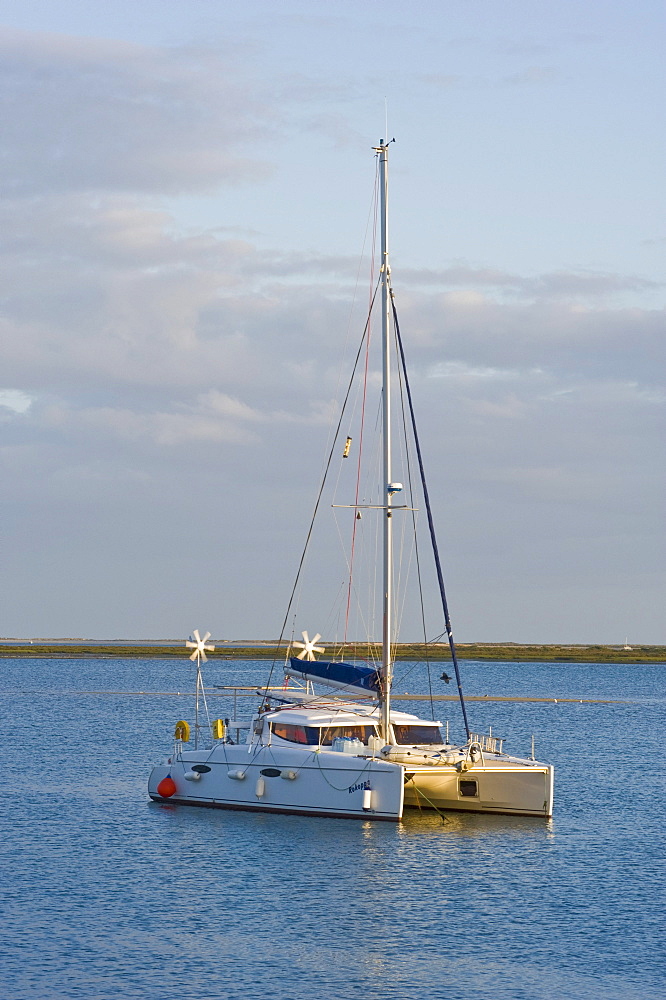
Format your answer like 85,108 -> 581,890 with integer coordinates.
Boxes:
1,656 -> 663,1000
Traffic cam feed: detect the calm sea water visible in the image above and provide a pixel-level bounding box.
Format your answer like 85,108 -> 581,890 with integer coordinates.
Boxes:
1,656 -> 663,1000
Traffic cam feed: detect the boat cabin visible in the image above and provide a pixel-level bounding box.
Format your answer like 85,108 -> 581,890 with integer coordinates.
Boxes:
258,705 -> 446,749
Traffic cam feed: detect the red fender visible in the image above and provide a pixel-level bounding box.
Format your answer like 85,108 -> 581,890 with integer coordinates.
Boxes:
157,774 -> 177,798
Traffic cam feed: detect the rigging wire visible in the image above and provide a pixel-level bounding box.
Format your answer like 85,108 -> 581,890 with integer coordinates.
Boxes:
317,162 -> 386,482
343,268 -> 374,642
266,279 -> 382,692
393,322 -> 436,720
343,163 -> 380,644
391,297 -> 472,740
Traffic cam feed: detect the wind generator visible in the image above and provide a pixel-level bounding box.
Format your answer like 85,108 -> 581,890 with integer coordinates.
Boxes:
185,629 -> 215,748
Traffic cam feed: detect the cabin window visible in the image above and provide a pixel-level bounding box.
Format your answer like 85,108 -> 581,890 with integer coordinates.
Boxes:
270,722 -> 377,746
459,779 -> 478,797
318,725 -> 377,746
270,723 -> 316,744
392,725 -> 443,745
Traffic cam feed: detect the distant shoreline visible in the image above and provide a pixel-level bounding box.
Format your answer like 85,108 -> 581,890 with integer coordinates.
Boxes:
1,641 -> 664,662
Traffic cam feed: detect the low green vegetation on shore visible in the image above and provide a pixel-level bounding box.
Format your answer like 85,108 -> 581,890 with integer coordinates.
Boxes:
2,641 -> 664,662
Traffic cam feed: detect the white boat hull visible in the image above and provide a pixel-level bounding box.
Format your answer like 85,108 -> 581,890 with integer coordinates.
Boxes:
148,743 -> 405,821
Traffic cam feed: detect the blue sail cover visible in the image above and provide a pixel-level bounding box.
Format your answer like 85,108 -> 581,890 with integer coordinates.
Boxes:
287,658 -> 381,694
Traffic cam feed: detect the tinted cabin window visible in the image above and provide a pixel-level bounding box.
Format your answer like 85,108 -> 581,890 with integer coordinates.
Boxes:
393,725 -> 443,745
270,723 -> 376,745
319,725 -> 376,746
270,723 -> 315,744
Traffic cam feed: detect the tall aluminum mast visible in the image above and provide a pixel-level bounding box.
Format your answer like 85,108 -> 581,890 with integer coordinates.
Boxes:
376,139 -> 394,743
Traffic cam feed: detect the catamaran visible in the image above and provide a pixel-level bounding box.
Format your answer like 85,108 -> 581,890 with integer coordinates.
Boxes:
148,141 -> 554,821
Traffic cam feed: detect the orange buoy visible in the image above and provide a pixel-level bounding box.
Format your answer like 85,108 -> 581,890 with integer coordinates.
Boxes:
157,774 -> 177,798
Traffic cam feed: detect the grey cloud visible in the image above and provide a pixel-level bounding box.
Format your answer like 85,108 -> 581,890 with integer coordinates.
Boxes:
296,112 -> 368,150
276,73 -> 361,105
2,13 -> 664,642
500,65 -> 559,87
1,152 -> 662,639
419,74 -> 461,89
404,293 -> 666,388
493,32 -> 599,58
493,40 -> 553,58
3,212 -> 663,640
400,263 -> 660,299
0,28 -> 273,196
2,186 -> 663,415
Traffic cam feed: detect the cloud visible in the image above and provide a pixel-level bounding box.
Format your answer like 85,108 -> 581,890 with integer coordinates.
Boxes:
428,360 -> 524,381
61,404 -> 261,448
0,389 -> 33,413
398,290 -> 666,390
419,73 -> 461,89
1,19 -> 663,642
401,263 -> 661,300
494,33 -> 598,58
462,393 -> 529,421
0,27 -> 274,197
2,185 -> 663,453
501,65 -> 559,86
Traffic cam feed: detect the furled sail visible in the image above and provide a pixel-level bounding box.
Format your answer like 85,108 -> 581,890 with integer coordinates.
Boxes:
286,658 -> 381,694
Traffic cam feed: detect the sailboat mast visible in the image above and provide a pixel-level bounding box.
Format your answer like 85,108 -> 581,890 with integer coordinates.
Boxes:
378,139 -> 393,743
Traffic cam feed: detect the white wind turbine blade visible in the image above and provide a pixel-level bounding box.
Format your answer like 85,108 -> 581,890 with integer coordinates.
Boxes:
185,629 -> 214,661
292,629 -> 325,661
292,629 -> 309,660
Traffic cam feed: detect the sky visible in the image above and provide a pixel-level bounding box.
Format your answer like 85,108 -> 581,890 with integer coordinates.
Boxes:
1,0 -> 664,643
